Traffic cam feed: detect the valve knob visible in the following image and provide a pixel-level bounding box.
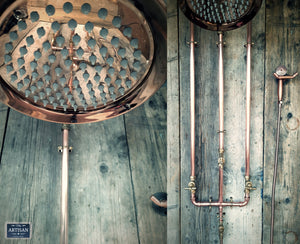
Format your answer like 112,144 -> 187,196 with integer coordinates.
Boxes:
245,181 -> 256,193
184,181 -> 196,192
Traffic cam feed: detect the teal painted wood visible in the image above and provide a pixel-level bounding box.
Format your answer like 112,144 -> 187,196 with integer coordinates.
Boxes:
124,84 -> 167,244
263,0 -> 300,243
167,0 -> 181,243
0,110 -> 61,244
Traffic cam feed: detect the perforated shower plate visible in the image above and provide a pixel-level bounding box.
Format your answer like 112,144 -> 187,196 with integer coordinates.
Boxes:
179,0 -> 262,31
0,0 -> 166,123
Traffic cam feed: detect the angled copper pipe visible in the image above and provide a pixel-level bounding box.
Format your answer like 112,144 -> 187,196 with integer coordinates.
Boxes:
186,22 -> 256,242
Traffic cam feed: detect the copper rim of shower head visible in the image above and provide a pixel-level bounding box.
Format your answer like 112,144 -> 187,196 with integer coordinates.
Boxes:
0,0 -> 166,123
179,0 -> 262,31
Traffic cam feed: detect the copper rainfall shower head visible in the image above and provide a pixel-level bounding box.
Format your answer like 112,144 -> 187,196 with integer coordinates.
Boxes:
0,0 -> 166,124
179,0 -> 262,31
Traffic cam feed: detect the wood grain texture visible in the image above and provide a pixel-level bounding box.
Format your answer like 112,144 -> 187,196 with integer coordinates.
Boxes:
0,110 -> 61,244
124,84 -> 167,244
169,0 -> 300,243
0,93 -> 166,243
0,103 -> 8,160
167,0 -> 181,243
221,4 -> 265,242
263,0 -> 300,243
68,117 -> 139,244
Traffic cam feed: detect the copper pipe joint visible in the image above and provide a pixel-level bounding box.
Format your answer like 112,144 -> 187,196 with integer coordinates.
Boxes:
191,194 -> 250,207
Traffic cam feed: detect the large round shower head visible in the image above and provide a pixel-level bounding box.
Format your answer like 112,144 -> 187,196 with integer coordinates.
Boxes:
0,0 -> 166,123
179,0 -> 262,31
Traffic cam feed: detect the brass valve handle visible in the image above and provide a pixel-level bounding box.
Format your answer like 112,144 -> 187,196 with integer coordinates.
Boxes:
184,181 -> 196,193
245,181 -> 256,194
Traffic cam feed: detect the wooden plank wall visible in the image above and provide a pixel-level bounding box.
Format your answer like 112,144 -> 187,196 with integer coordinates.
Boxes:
263,0 -> 300,243
168,0 -> 300,243
0,84 -> 167,243
167,0 -> 181,243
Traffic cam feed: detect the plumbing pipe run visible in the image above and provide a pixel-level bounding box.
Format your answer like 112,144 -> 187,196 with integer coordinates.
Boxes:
185,22 -> 256,242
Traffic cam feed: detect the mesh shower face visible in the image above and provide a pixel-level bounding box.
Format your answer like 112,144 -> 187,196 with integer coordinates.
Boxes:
179,0 -> 262,31
0,0 -> 166,123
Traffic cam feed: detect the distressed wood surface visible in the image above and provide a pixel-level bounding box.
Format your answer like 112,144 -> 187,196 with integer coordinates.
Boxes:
168,0 -> 300,243
68,117 -> 139,244
263,0 -> 300,243
0,103 -> 8,160
170,0 -> 266,243
221,3 -> 265,242
0,110 -> 61,244
0,88 -> 166,243
178,8 -> 265,244
167,0 -> 181,243
125,84 -> 167,244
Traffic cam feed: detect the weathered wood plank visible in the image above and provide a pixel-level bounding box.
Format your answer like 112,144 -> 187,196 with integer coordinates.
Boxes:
0,103 -> 166,243
167,0 -> 181,243
68,117 -> 139,244
0,110 -> 61,244
124,84 -> 167,244
179,12 -> 222,243
179,3 -> 265,244
221,3 -> 265,243
263,0 -> 300,243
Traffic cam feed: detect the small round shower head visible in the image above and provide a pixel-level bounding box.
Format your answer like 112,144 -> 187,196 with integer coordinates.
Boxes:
0,0 -> 166,123
179,0 -> 262,31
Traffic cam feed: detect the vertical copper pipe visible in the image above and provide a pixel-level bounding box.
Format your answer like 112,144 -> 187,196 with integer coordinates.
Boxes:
190,22 -> 196,178
245,22 -> 252,179
219,206 -> 224,244
60,125 -> 69,244
218,32 -> 224,204
68,30 -> 75,92
277,79 -> 283,103
218,32 -> 224,150
218,32 -> 225,243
